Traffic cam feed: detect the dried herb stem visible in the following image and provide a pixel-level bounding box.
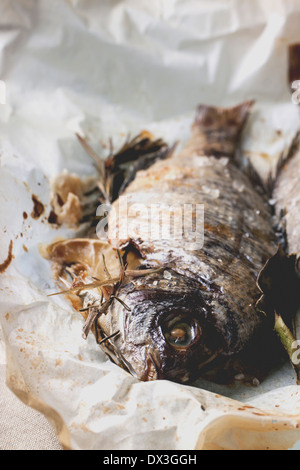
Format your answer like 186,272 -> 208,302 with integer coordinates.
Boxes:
48,267 -> 164,297
76,133 -> 110,203
98,331 -> 120,346
82,297 -> 114,340
102,254 -> 112,279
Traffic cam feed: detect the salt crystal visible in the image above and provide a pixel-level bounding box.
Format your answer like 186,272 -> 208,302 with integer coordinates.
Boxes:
235,373 -> 245,381
252,378 -> 260,387
219,157 -> 229,166
233,180 -> 245,193
163,270 -> 172,280
202,186 -> 220,199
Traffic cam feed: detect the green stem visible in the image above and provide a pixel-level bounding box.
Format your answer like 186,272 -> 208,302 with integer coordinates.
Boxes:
274,311 -> 300,385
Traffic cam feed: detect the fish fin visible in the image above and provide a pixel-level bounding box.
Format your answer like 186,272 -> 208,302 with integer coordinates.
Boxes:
47,238 -> 142,285
190,101 -> 255,158
265,130 -> 300,197
117,141 -> 176,197
238,151 -> 270,197
264,43 -> 300,193
77,131 -> 172,203
190,101 -> 270,195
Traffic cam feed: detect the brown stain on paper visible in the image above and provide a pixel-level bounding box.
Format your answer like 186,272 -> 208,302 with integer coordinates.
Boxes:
0,240 -> 14,273
31,195 -> 45,219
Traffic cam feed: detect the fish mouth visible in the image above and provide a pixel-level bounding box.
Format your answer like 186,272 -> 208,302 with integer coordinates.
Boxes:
143,350 -> 161,381
138,348 -> 162,381
113,342 -> 162,382
121,347 -> 163,381
114,330 -> 219,383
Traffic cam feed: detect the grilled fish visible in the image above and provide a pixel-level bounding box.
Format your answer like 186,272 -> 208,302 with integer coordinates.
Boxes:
103,102 -> 281,383
262,132 -> 300,344
254,130 -> 300,385
48,103 -> 281,385
255,45 -> 300,360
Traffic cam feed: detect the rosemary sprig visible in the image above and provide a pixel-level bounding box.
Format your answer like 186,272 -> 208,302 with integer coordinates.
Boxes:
76,133 -> 110,204
82,297 -> 114,340
48,267 -> 164,297
98,331 -> 120,346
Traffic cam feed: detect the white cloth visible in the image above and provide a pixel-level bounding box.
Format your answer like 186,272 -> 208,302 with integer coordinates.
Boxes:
0,364 -> 62,450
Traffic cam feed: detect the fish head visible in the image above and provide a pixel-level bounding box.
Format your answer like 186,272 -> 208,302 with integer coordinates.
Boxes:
106,269 -> 226,383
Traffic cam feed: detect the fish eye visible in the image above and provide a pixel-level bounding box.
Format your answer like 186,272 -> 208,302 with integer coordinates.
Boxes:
162,316 -> 200,349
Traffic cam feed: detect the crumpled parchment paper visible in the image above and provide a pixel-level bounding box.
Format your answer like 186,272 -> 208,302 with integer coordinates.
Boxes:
1,0 -> 300,450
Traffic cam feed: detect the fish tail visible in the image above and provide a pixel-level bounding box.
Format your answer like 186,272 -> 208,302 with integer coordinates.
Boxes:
266,45 -> 300,193
189,101 -> 254,158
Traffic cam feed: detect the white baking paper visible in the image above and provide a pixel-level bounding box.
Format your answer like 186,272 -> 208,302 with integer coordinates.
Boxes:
1,0 -> 300,450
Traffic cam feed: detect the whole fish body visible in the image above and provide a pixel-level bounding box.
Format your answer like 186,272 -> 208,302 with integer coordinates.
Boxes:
276,44 -> 300,260
257,45 -> 300,349
270,134 -> 300,337
101,102 -> 279,384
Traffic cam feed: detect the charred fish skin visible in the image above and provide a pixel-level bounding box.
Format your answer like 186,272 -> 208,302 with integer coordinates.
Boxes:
273,135 -> 300,257
102,102 -> 279,384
